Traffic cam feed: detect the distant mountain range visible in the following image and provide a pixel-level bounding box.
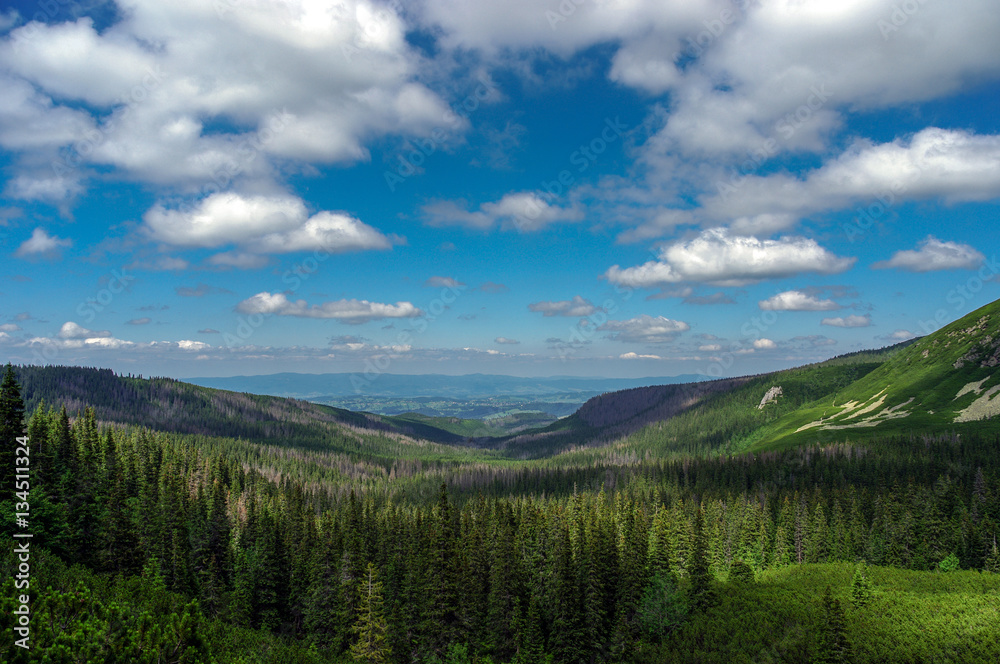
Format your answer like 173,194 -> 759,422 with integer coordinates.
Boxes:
184,372 -> 707,400
9,298 -> 1000,461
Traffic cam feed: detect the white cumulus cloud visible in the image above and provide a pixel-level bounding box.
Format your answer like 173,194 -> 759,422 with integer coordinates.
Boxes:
58,321 -> 111,339
605,228 -> 855,288
528,296 -> 600,317
423,192 -> 583,232
599,315 -> 690,343
821,315 -> 872,328
620,352 -> 664,360
15,228 -> 71,257
236,292 -> 422,324
142,192 -> 393,262
759,290 -> 841,312
873,236 -> 985,272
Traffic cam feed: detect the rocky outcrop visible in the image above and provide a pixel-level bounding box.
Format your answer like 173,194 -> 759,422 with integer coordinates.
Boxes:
758,386 -> 782,409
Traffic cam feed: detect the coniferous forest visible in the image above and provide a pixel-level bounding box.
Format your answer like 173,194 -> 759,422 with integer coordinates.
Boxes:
2,359 -> 1000,663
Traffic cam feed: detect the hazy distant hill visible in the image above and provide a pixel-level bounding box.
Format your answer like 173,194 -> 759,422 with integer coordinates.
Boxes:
185,371 -> 706,400
10,297 -> 1000,463
6,364 -> 476,449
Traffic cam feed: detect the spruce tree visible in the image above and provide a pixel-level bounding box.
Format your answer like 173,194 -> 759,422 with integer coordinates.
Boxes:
0,363 -> 25,494
350,563 -> 392,664
984,538 -> 1000,574
425,483 -> 462,654
637,572 -> 687,643
687,506 -> 715,613
814,585 -> 850,664
849,561 -> 873,609
729,560 -> 755,584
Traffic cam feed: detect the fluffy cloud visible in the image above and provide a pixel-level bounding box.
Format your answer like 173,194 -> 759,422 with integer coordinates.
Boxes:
528,296 -> 600,317
606,228 -> 855,288
759,290 -> 841,312
821,315 -> 872,328
753,338 -> 777,350
15,228 -> 71,257
423,192 -> 583,232
620,352 -> 664,360
423,0 -> 1000,160
236,292 -> 422,324
599,315 -> 690,343
878,329 -> 917,342
873,236 -> 985,272
58,321 -> 110,339
0,2 -> 455,196
142,192 -> 393,261
617,128 -> 1000,244
25,333 -> 209,353
701,129 -> 1000,225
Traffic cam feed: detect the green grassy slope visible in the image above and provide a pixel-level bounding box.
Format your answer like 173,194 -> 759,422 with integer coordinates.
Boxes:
387,410 -> 558,438
650,563 -> 1000,664
539,360 -> 885,463
754,299 -> 1000,450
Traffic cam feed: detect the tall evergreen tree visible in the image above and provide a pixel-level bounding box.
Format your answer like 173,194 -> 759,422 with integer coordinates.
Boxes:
351,563 -> 392,664
0,364 -> 25,494
687,506 -> 715,613
814,585 -> 850,664
425,483 -> 463,655
850,561 -> 873,609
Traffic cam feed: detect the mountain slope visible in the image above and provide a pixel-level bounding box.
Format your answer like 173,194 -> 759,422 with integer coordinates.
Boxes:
754,299 -> 1000,450
8,364 -> 489,457
533,358 -> 889,461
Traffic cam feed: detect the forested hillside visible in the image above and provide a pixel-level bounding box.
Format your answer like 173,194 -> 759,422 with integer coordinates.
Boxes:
11,364 -> 486,450
1,395 -> 998,662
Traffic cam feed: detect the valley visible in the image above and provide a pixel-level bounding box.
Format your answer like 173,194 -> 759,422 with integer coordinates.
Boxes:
2,299 -> 1000,663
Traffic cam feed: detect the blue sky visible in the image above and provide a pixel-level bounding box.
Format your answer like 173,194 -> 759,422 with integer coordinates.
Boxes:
1,0 -> 998,380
